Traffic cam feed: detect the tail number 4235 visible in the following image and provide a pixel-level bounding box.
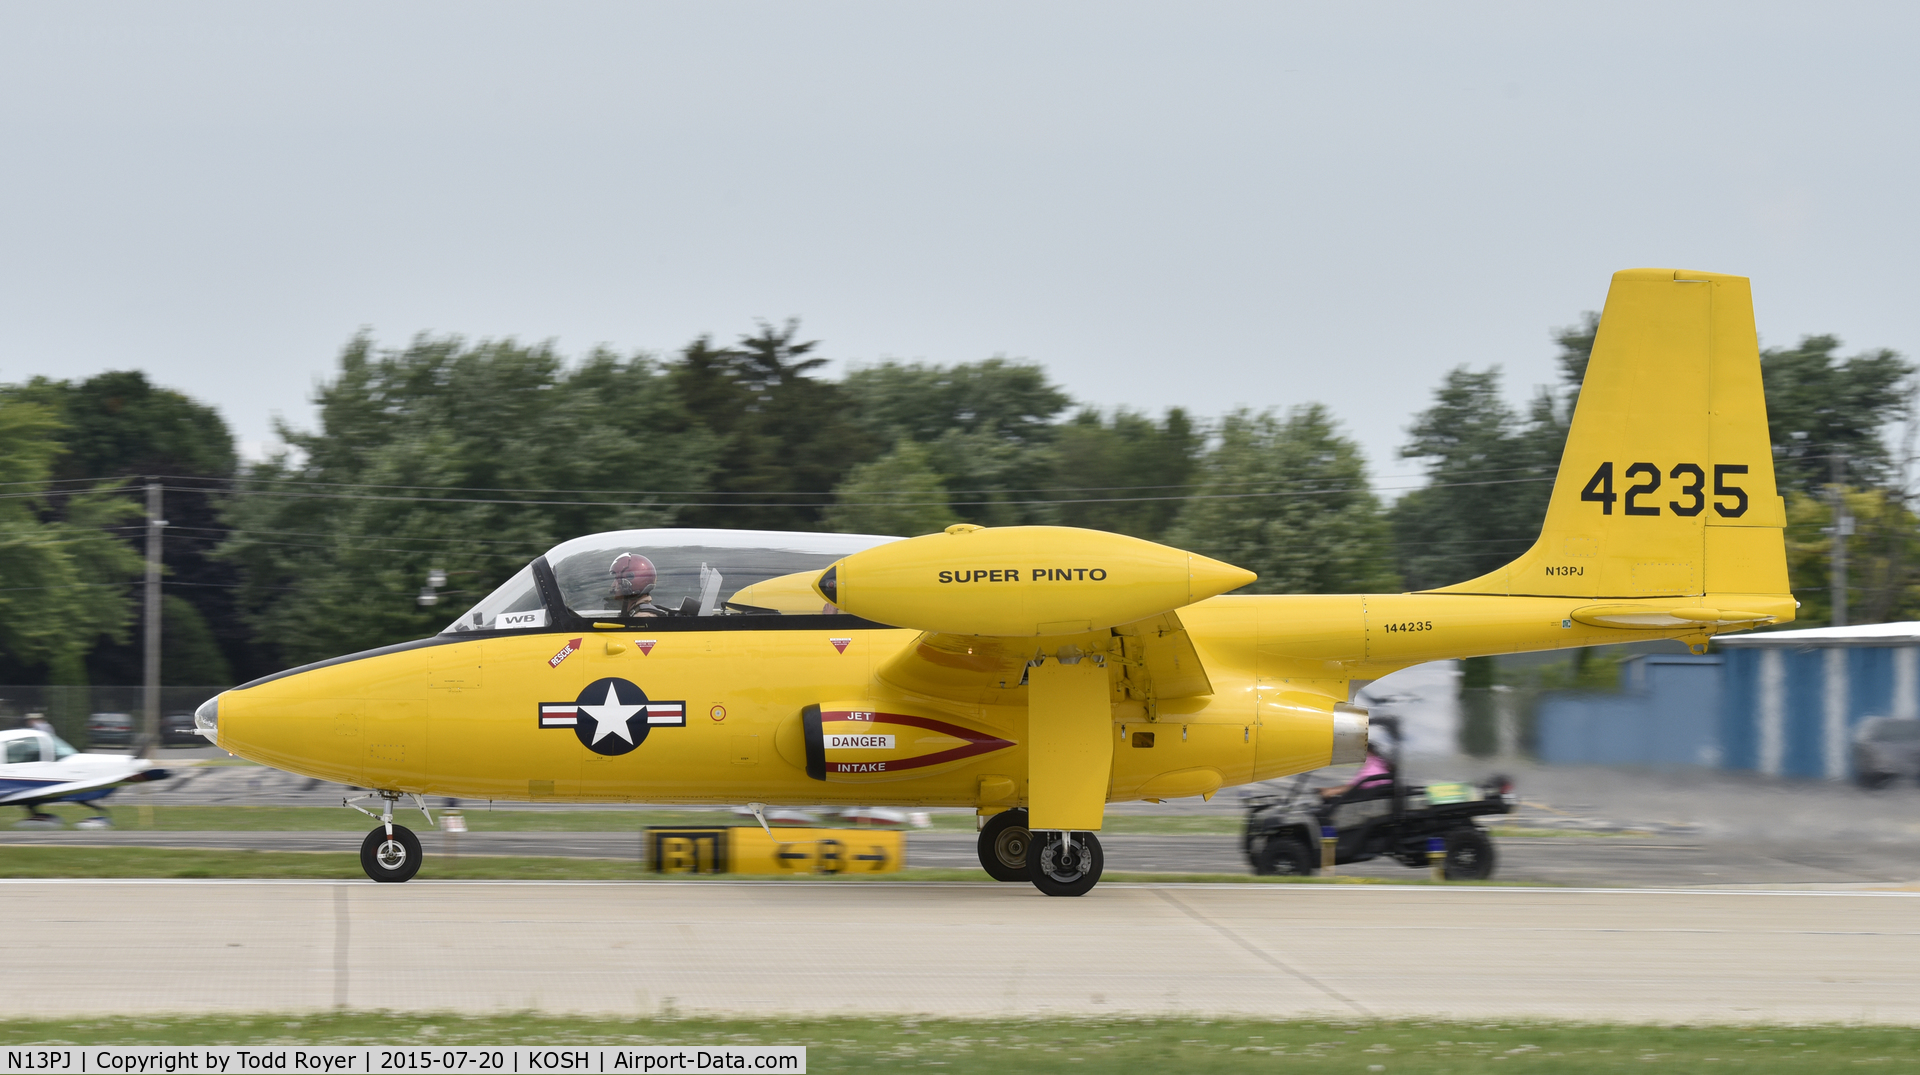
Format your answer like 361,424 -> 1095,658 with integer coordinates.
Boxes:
1580,462 -> 1747,518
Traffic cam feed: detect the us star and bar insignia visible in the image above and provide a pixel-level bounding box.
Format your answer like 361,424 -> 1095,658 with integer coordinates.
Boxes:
537,677 -> 686,756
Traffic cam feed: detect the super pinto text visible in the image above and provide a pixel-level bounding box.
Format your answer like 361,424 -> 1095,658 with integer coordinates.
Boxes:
937,568 -> 1109,583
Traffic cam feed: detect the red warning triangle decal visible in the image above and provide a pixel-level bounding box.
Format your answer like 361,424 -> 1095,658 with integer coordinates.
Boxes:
637,639 -> 656,656
830,637 -> 851,654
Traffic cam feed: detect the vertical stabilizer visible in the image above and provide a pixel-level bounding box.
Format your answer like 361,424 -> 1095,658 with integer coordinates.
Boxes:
1434,268 -> 1790,600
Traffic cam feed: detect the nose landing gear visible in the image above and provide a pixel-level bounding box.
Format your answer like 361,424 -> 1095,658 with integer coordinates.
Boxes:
346,790 -> 433,882
360,824 -> 423,882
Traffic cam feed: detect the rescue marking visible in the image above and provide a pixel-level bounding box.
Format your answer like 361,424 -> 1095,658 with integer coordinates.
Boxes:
547,637 -> 581,668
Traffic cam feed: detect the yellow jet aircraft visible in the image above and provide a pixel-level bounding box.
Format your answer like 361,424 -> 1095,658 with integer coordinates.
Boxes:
199,268 -> 1793,895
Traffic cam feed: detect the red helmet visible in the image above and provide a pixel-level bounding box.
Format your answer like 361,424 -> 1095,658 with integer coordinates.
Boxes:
610,552 -> 657,598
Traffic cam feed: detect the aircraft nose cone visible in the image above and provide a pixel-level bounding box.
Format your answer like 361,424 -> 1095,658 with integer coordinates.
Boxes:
1187,553 -> 1257,602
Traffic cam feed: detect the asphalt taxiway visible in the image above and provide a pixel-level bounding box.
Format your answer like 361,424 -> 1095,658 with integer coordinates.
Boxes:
3,879 -> 1917,1023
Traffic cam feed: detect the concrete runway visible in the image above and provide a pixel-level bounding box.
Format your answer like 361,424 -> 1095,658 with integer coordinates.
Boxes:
4,879 -> 1919,1023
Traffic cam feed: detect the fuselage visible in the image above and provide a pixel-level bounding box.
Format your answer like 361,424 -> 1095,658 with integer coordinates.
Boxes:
212,588 -> 1766,808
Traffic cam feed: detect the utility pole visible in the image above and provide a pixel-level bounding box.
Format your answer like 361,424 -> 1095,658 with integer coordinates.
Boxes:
142,481 -> 166,754
1830,451 -> 1851,627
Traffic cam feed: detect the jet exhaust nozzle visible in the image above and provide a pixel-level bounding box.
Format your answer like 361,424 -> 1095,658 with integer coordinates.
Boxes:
1330,705 -> 1368,765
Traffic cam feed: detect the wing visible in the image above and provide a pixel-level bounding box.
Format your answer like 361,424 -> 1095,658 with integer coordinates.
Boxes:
875,632 -> 1034,704
0,765 -> 168,806
875,610 -> 1214,706
1111,611 -> 1213,702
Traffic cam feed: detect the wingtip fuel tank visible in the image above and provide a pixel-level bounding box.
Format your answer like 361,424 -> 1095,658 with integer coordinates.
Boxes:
814,524 -> 1257,636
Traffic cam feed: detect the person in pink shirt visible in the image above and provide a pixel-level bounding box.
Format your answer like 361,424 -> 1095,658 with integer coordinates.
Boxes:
1318,743 -> 1394,802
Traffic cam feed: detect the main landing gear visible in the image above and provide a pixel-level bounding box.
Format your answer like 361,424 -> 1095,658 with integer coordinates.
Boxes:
976,808 -> 1105,897
347,790 -> 432,882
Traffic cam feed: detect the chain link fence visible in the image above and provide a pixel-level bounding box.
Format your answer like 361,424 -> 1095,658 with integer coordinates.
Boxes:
1458,684 -> 1539,758
0,686 -> 227,750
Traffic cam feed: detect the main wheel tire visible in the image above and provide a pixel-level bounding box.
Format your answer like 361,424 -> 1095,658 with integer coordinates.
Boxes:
977,809 -> 1032,882
1029,830 -> 1104,897
360,824 -> 423,883
1251,834 -> 1317,876
1442,826 -> 1495,881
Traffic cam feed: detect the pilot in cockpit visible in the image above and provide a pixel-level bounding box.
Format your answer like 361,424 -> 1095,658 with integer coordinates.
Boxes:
610,552 -> 673,618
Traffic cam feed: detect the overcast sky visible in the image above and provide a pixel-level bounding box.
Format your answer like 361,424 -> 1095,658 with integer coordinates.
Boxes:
1,2 -> 1914,487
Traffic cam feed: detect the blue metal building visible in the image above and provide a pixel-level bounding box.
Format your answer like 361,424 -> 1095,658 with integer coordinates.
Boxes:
1533,623 -> 1920,778
1535,653 -> 1725,768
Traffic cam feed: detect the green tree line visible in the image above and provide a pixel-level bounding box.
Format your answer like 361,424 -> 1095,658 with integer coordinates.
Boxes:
1,317 -> 1911,685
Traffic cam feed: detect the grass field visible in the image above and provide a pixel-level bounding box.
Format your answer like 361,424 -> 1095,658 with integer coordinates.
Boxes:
35,805 -> 761,832
0,845 -> 1500,884
0,846 -> 651,880
0,1012 -> 1911,1071
24,804 -> 1633,838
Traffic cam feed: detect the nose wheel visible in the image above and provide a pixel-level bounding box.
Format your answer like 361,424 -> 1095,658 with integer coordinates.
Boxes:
346,790 -> 433,882
360,824 -> 423,882
1029,829 -> 1103,897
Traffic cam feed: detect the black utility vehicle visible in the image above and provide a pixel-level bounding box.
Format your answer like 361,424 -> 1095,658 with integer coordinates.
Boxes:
1242,716 -> 1515,880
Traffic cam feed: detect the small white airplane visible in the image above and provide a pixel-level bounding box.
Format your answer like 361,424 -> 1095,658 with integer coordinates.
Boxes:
1,727 -> 171,828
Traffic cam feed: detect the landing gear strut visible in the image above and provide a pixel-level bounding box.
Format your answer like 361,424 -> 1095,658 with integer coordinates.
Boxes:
346,790 -> 432,882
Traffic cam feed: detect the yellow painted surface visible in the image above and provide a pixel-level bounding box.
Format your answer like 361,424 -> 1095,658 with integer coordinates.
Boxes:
824,524 -> 1254,636
214,267 -> 1793,824
1026,657 -> 1114,830
648,826 -> 903,875
1438,268 -> 1787,600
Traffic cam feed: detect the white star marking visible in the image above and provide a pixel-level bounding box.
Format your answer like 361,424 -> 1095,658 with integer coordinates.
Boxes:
576,681 -> 643,745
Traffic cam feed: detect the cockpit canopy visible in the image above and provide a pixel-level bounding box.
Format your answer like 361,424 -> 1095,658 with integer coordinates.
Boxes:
443,528 -> 900,635
2,728 -> 77,764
